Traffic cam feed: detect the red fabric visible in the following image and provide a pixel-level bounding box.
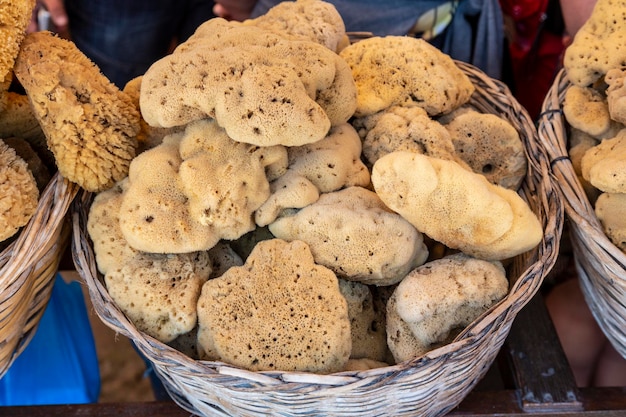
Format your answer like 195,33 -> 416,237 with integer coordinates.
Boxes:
500,0 -> 566,119
511,31 -> 565,119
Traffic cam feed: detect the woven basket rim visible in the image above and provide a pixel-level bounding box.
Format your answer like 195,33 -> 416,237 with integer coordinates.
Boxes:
539,68 -> 626,263
0,171 -> 80,377
72,61 -> 563,416
538,68 -> 626,359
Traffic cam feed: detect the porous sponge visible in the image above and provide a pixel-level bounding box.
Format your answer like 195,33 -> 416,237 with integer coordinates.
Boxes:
140,18 -> 357,147
563,0 -> 626,87
0,138 -> 39,242
196,238 -> 352,373
339,36 -> 474,117
14,31 -> 140,192
386,253 -> 508,362
118,119 -> 287,253
105,250 -> 212,343
269,186 -> 429,285
371,151 -> 543,261
352,104 -> 461,169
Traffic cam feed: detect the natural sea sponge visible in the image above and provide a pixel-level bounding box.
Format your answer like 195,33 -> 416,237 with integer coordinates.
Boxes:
140,18 -> 357,147
0,92 -> 41,137
581,129 -> 626,193
563,85 -> 622,139
568,128 -> 601,203
3,136 -> 51,191
177,119 -> 286,236
595,192 -> 626,251
118,135 -> 218,253
0,0 -> 35,88
122,76 -> 183,153
88,174 -> 214,343
255,122 -> 370,226
274,122 -> 369,192
105,250 -> 212,343
207,241 -> 244,278
569,128 -> 600,177
196,238 -> 351,373
245,0 -> 348,52
0,138 -> 39,241
563,0 -> 626,87
339,36 -> 474,117
87,179 -> 138,275
338,279 -> 390,362
351,104 -> 463,169
386,253 -> 508,362
167,327 -> 200,360
606,67 -> 626,124
0,92 -> 50,168
444,109 -> 527,190
14,31 -> 140,192
119,120 -> 287,253
343,358 -> 389,371
269,186 -> 429,285
371,151 -> 543,261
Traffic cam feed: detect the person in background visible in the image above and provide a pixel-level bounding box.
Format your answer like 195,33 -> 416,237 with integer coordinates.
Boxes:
215,0 -> 506,80
28,0 -> 216,88
559,0 -> 597,45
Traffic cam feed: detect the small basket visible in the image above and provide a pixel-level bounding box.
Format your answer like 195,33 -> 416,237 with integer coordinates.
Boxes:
72,61 -> 563,417
0,172 -> 80,377
539,68 -> 626,359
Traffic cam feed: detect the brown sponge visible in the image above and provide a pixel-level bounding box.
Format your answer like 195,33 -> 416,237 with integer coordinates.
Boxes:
443,109 -> 527,190
14,31 -> 140,192
339,36 -> 474,117
196,238 -> 352,373
0,138 -> 39,242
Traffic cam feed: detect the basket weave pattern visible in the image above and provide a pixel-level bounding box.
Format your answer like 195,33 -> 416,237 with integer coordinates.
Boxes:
539,68 -> 626,359
72,62 -> 563,417
0,172 -> 79,377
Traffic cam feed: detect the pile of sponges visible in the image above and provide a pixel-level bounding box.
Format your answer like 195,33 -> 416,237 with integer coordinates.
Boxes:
14,0 -> 544,374
560,0 -> 626,252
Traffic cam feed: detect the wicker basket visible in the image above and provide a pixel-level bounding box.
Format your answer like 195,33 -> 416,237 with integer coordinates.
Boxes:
539,68 -> 626,359
72,61 -> 563,417
0,172 -> 80,377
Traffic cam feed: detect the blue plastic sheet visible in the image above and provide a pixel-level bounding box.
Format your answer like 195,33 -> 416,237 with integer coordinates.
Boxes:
0,274 -> 101,405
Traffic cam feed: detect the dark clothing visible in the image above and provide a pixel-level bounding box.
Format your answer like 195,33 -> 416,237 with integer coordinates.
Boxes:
65,0 -> 215,87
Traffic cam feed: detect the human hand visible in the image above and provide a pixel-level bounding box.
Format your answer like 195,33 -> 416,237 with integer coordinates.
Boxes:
27,0 -> 69,37
213,0 -> 257,21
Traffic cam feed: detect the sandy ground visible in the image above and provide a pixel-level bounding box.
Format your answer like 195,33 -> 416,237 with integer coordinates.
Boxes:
61,270 -> 156,403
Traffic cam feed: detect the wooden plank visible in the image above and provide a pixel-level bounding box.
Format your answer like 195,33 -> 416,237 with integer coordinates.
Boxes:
502,293 -> 583,412
450,387 -> 626,416
1,402 -> 188,417
2,388 -> 625,417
